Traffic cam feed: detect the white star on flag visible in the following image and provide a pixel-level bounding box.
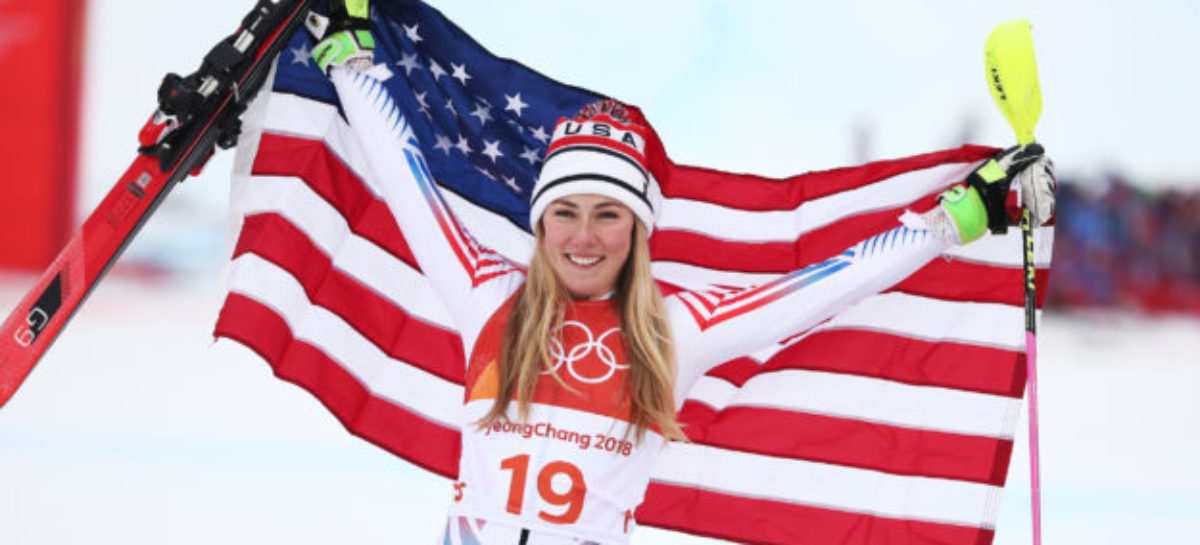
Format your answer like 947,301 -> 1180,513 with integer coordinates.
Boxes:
396,52 -> 421,75
454,135 -> 472,156
519,146 -> 541,165
433,134 -> 454,155
502,175 -> 521,193
403,23 -> 422,43
430,59 -> 447,80
451,62 -> 472,86
444,98 -> 457,118
289,43 -> 311,67
504,92 -> 528,117
469,103 -> 492,126
481,140 -> 503,163
529,125 -> 550,144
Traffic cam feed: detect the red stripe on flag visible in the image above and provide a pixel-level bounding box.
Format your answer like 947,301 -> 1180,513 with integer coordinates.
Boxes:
897,258 -> 1051,308
252,133 -> 420,269
678,403 -> 1013,485
214,293 -> 461,479
233,213 -> 466,384
782,329 -> 1024,397
656,227 -> 1045,309
638,481 -> 993,545
651,207 -> 920,274
660,145 -> 995,210
704,327 -> 1025,398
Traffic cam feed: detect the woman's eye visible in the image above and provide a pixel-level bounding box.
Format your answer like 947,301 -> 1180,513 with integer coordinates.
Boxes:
553,209 -> 575,218
598,211 -> 619,220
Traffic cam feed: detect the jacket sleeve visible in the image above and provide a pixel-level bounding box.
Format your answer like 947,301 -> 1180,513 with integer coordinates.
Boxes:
668,218 -> 951,396
331,68 -> 523,336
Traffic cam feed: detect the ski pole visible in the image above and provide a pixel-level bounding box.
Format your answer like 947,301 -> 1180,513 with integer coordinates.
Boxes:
984,19 -> 1044,545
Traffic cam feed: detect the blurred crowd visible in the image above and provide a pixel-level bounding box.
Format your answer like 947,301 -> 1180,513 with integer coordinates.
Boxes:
1048,175 -> 1200,315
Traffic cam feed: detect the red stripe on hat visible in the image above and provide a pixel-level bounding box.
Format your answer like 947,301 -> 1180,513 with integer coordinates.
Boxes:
545,134 -> 648,167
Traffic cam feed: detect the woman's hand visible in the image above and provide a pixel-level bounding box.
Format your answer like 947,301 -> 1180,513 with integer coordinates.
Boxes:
311,0 -> 375,74
1011,150 -> 1056,228
972,144 -> 1058,232
933,144 -> 1058,245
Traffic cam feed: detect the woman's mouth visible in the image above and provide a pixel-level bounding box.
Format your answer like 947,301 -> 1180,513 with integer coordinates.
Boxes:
566,254 -> 603,267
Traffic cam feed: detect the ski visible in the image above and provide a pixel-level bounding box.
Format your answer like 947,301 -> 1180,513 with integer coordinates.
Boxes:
0,0 -> 319,407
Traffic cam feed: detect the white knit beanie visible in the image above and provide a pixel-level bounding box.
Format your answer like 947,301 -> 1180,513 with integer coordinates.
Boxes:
529,107 -> 660,234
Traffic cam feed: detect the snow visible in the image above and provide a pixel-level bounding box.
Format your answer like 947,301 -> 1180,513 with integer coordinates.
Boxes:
2,273 -> 1198,544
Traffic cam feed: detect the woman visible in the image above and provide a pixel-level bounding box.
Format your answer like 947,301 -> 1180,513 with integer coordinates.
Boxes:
317,16 -> 1056,545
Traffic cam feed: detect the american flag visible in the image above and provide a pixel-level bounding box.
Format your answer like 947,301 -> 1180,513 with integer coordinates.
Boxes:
215,1 -> 1053,543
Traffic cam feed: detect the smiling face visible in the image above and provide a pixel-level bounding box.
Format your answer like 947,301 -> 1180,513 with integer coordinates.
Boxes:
539,194 -> 636,299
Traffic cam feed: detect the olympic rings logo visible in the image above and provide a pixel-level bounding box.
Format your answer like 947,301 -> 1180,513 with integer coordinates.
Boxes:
544,321 -> 628,384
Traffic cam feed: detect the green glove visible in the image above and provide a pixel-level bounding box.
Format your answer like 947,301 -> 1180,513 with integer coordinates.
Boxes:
937,144 -> 1046,244
311,0 -> 374,74
937,183 -> 989,245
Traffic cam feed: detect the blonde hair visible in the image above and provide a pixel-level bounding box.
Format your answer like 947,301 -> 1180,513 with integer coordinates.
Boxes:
478,221 -> 685,441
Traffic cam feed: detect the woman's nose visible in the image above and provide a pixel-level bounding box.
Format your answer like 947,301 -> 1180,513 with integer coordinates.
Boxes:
568,219 -> 597,245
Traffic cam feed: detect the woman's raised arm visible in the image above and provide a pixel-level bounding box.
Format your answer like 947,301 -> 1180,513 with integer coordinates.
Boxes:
330,68 -> 524,333
668,146 -> 1056,394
